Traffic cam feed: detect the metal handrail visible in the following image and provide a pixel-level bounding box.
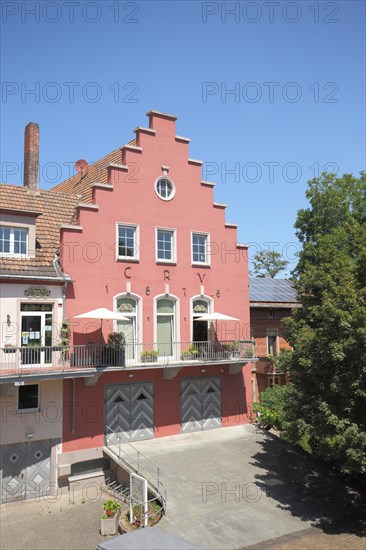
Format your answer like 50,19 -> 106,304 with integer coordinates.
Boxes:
104,425 -> 167,517
0,339 -> 257,376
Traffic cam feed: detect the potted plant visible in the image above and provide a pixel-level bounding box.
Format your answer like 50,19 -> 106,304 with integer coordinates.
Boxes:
180,345 -> 199,360
141,349 -> 159,363
104,332 -> 125,366
101,499 -> 121,536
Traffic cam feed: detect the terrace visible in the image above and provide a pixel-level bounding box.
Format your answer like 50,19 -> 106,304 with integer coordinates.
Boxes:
0,339 -> 257,382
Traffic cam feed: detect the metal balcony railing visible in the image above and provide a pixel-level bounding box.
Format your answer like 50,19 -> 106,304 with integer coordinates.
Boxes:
0,339 -> 257,377
124,339 -> 257,365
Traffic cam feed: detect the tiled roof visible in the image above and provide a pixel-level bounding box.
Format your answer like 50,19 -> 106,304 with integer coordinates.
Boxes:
51,139 -> 136,203
249,277 -> 299,303
0,184 -> 78,279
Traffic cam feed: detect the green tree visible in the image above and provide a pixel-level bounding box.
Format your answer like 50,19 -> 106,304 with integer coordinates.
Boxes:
252,250 -> 288,278
283,172 -> 366,475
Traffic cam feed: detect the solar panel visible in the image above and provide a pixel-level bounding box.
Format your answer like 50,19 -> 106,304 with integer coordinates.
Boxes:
249,277 -> 298,303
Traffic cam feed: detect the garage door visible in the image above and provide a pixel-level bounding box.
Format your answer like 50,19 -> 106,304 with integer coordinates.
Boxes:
105,382 -> 154,442
1,440 -> 51,503
181,377 -> 222,433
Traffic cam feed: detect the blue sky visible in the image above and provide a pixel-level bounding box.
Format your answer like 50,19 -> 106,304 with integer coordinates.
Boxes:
1,0 -> 365,274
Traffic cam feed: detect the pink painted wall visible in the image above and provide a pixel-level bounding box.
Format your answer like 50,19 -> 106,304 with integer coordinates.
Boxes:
60,112 -> 252,451
62,366 -> 250,453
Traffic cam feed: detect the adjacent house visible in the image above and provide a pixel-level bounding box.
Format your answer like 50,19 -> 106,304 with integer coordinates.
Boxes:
0,123 -> 80,502
249,276 -> 300,394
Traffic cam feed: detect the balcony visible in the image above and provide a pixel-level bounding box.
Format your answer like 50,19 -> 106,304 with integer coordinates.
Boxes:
0,340 -> 257,382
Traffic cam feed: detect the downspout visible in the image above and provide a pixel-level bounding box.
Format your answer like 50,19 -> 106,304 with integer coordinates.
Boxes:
71,379 -> 76,433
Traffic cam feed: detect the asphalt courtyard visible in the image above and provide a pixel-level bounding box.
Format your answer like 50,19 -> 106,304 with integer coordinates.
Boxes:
0,425 -> 365,550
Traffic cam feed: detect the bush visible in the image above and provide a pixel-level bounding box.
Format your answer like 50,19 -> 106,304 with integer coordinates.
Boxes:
253,384 -> 289,431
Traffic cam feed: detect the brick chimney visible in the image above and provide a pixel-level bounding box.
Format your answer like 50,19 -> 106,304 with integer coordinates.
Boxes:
24,122 -> 39,190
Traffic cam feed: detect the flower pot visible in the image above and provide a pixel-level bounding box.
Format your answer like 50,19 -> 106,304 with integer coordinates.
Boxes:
101,509 -> 121,536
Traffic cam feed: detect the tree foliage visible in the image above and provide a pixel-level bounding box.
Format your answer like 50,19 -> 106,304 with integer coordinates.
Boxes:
282,172 -> 366,475
252,250 -> 288,278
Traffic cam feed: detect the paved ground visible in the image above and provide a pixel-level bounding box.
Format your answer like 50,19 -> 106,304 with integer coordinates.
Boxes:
132,425 -> 366,549
0,489 -> 128,550
0,426 -> 365,550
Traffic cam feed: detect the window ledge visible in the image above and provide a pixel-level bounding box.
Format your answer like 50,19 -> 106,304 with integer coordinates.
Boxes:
156,261 -> 177,266
116,257 -> 140,263
192,263 -> 211,268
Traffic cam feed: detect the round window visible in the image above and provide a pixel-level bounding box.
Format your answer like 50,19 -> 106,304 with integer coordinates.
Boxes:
155,178 -> 175,201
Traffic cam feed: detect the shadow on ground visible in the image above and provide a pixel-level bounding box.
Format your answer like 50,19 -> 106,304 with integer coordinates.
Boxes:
250,428 -> 366,537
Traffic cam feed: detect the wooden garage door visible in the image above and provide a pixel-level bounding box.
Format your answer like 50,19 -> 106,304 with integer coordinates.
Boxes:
181,377 -> 222,433
105,382 -> 154,442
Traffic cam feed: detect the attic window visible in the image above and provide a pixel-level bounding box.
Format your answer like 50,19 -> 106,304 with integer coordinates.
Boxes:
0,226 -> 28,257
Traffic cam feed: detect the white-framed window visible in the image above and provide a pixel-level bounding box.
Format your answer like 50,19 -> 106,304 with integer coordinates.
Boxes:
17,384 -> 39,412
267,328 -> 278,356
117,224 -> 139,260
155,177 -> 175,201
0,226 -> 28,256
192,232 -> 210,265
156,297 -> 176,357
268,309 -> 274,319
191,296 -> 212,342
116,295 -> 141,362
156,228 -> 176,263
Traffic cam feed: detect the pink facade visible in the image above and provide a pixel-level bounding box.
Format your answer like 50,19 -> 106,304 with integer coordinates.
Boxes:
60,111 -> 253,453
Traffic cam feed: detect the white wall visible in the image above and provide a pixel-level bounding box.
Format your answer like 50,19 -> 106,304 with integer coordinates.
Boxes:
0,282 -> 64,346
0,379 -> 63,446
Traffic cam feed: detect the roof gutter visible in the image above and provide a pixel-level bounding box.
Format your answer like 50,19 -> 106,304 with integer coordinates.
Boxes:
0,274 -> 73,282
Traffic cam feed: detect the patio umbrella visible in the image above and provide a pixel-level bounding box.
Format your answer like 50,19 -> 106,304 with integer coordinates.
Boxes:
194,312 -> 240,340
194,312 -> 240,322
74,307 -> 130,343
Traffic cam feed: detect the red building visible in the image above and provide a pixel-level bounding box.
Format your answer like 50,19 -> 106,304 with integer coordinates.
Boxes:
1,112 -> 257,496
249,276 -> 300,393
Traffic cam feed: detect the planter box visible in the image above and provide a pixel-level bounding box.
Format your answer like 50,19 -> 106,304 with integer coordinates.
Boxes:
101,509 -> 121,536
141,356 -> 158,363
180,353 -> 198,361
231,350 -> 241,358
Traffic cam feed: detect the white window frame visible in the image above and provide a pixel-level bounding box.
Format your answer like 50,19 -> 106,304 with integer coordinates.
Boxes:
155,227 -> 176,264
113,292 -> 143,363
191,231 -> 210,266
154,176 -> 176,201
153,294 -> 180,358
190,295 -> 213,342
268,309 -> 274,319
116,223 -> 140,261
0,225 -> 29,257
17,383 -> 40,413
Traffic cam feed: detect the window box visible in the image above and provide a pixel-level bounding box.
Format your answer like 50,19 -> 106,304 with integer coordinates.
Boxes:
141,350 -> 158,363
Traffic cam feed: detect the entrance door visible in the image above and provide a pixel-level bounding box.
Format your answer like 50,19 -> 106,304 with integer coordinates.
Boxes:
105,382 -> 154,442
20,305 -> 53,367
181,377 -> 222,433
1,440 -> 51,503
